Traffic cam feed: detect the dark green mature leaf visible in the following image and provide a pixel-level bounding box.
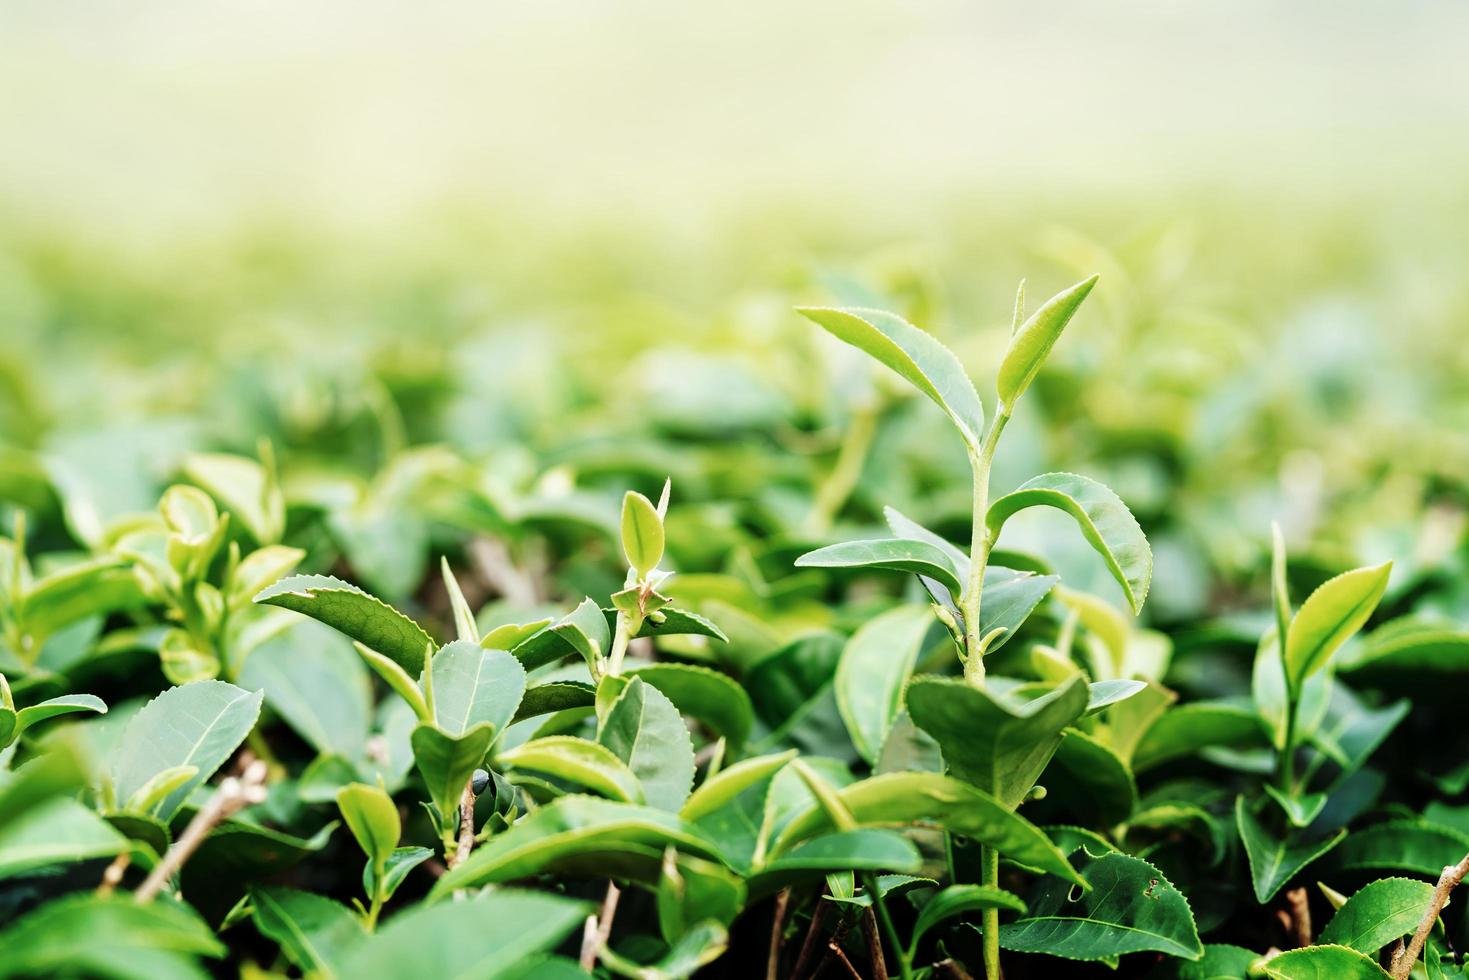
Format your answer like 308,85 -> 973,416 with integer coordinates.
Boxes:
430,640 -> 526,737
0,894 -> 224,980
795,538 -> 964,597
1284,562 -> 1391,692
1331,820 -> 1469,876
1318,877 -> 1434,953
1339,618 -> 1469,692
411,722 -> 495,822
433,796 -> 723,894
511,598 -> 611,671
255,574 -> 433,676
748,829 -> 921,898
1147,943 -> 1257,979
629,606 -> 729,644
1236,797 -> 1346,902
1044,728 -> 1138,825
113,680 -> 263,821
834,603 -> 933,764
499,736 -> 645,803
986,472 -> 1152,614
996,275 -> 1099,412
999,849 -> 1203,961
0,797 -> 128,880
240,620 -> 370,759
250,887 -> 364,977
341,889 -> 588,979
1260,945 -> 1389,979
907,673 -> 1089,809
910,885 -> 1027,954
977,568 -> 1062,652
1133,702 -> 1269,772
514,680 -> 596,722
599,677 -> 695,811
182,820 -> 335,897
628,662 -> 754,746
772,771 -> 1083,885
797,306 -> 986,448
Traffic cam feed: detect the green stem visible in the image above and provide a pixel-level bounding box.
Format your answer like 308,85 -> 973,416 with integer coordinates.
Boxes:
981,846 -> 1002,980
605,612 -> 632,677
863,872 -> 912,980
962,412 -> 1010,687
365,877 -> 385,931
1279,698 -> 1297,795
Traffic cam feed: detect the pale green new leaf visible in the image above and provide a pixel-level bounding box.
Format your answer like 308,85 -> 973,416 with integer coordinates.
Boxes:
1284,562 -> 1391,692
439,557 -> 479,644
15,693 -> 106,733
987,472 -> 1152,614
1260,945 -> 1390,979
255,574 -> 434,676
0,894 -> 224,980
621,490 -> 664,578
679,750 -> 798,822
797,306 -> 986,448
996,275 -> 1098,412
336,783 -> 400,866
794,538 -> 964,597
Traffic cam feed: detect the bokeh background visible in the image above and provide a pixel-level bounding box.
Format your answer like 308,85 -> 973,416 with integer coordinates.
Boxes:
3,0 -> 1468,636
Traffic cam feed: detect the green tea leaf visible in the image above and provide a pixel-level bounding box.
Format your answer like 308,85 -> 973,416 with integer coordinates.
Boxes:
1147,943 -> 1257,980
772,770 -> 1083,886
0,894 -> 224,979
748,829 -> 921,898
0,797 -> 128,880
513,680 -> 596,723
1000,849 -> 1202,961
834,603 -> 932,764
255,574 -> 434,676
498,736 -> 645,803
124,765 -> 199,816
372,846 -> 433,902
439,557 -> 479,644
598,677 -> 696,811
1318,877 -> 1434,953
622,490 -> 665,578
430,640 -> 526,737
250,886 -> 364,977
15,693 -> 106,733
1284,562 -> 1391,692
986,472 -> 1152,614
1331,820 -> 1469,876
627,662 -> 754,746
996,274 -> 1098,412
1133,702 -> 1270,772
113,680 -> 263,821
352,641 -> 430,721
1260,945 -> 1390,979
1044,728 -> 1137,825
411,722 -> 495,823
679,750 -> 798,822
910,884 -> 1026,954
336,783 -> 400,867
795,538 -> 965,597
341,889 -> 588,979
240,620 -> 371,759
907,673 -> 1089,809
1339,618 -> 1469,693
797,306 -> 985,448
1236,797 -> 1346,903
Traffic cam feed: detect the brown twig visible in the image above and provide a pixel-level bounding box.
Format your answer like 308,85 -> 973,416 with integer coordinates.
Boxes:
1390,850 -> 1469,980
862,906 -> 890,980
135,760 -> 268,903
934,958 -> 976,980
790,895 -> 829,980
768,887 -> 792,980
468,537 -> 539,605
829,940 -> 864,980
1284,886 -> 1312,948
579,881 -> 621,971
95,853 -> 131,897
449,780 -> 476,871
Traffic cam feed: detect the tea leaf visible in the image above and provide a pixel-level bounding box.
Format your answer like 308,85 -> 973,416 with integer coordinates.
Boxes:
679,750 -> 798,822
250,886 -> 364,977
513,680 -> 596,722
241,620 -> 371,759
627,662 -> 754,746
352,642 -> 430,721
621,490 -> 665,578
182,452 -> 283,545
14,693 -> 106,733
1338,618 -> 1469,691
1133,702 -> 1270,772
0,895 -> 223,978
999,849 -> 1203,961
797,306 -> 985,448
255,574 -> 433,676
1317,876 -> 1434,953
834,603 -> 933,764
1236,796 -> 1346,902
1260,945 -> 1390,979
909,884 -> 1027,954
429,640 -> 526,737
439,557 -> 479,644
795,538 -> 965,596
986,472 -> 1152,614
1331,819 -> 1469,876
907,673 -> 1089,808
113,680 -> 263,821
598,677 -> 696,811
1046,728 -> 1138,825
0,798 -> 128,880
337,783 -> 400,867
499,736 -> 645,803
410,722 -> 495,823
1284,562 -> 1391,692
748,829 -> 922,898
996,274 -> 1099,412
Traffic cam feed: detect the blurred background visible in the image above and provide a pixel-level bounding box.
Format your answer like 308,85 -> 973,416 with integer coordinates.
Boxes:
3,0 -> 1468,636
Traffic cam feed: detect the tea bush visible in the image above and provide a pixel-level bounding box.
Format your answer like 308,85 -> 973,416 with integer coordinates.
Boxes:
1,220 -> 1467,980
